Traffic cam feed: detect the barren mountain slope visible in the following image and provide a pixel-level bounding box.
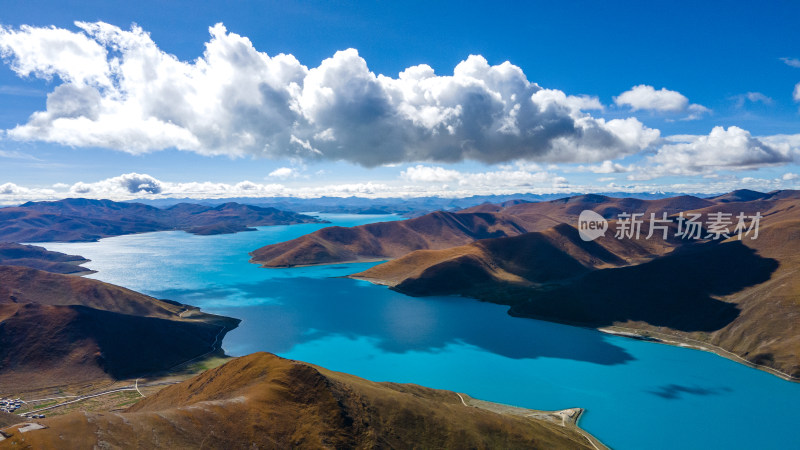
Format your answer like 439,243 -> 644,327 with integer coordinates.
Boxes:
251,193 -> 718,267
250,211 -> 529,267
0,266 -> 238,390
0,243 -> 92,274
352,192 -> 800,378
0,352 -> 601,449
0,198 -> 324,242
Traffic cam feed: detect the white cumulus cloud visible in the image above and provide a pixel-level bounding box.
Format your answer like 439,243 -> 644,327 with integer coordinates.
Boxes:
615,85 -> 688,112
401,165 -> 567,188
401,165 -> 462,183
0,182 -> 57,203
69,172 -> 163,196
633,126 -> 797,179
614,84 -> 709,119
267,167 -> 300,179
0,22 -> 659,166
580,160 -> 633,174
0,182 -> 26,195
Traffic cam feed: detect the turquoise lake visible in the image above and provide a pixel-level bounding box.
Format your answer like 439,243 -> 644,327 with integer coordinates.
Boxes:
42,214 -> 800,449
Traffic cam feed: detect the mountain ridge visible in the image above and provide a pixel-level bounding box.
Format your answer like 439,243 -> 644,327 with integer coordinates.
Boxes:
0,243 -> 92,274
350,190 -> 800,378
250,191 -> 738,267
0,265 -> 238,390
0,352 -> 602,449
0,198 -> 326,243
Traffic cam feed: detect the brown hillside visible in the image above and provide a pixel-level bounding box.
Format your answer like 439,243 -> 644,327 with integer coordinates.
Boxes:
250,211 -> 529,267
0,198 -> 324,243
464,199 -> 534,213
354,222 -> 682,296
185,223 -> 257,235
0,266 -> 238,390
0,412 -> 23,428
1,265 -> 182,317
699,213 -> 800,377
495,194 -> 715,231
352,192 -> 800,378
0,243 -> 91,275
0,207 -> 166,242
710,189 -> 772,203
252,193 -> 717,267
0,352 -> 600,449
511,215 -> 800,377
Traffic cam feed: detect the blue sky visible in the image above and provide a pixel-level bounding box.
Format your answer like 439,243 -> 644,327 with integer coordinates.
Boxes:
0,0 -> 799,203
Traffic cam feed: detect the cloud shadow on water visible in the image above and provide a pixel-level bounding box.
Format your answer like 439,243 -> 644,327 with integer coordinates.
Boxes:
149,275 -> 635,366
648,384 -> 733,400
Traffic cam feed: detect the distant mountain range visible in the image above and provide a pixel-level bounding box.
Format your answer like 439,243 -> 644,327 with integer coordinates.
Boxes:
252,189 -> 800,380
0,198 -> 326,243
0,193 -> 727,243
126,191 -> 714,216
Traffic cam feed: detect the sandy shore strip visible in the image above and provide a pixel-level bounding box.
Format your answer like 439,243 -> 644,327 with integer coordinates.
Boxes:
455,393 -> 608,450
598,326 -> 799,383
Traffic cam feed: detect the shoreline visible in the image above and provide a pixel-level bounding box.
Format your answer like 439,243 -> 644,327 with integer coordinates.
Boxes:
456,393 -> 606,450
22,217 -> 326,246
348,274 -> 394,285
598,326 -> 800,383
351,276 -> 800,384
252,258 -> 391,269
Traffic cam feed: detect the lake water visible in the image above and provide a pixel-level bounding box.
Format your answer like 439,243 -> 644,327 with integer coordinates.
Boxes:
42,214 -> 800,449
